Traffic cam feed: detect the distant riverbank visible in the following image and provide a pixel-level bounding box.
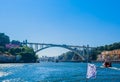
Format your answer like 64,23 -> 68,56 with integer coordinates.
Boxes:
91,60 -> 120,63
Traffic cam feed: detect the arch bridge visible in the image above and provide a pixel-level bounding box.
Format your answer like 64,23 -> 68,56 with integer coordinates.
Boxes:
21,42 -> 93,61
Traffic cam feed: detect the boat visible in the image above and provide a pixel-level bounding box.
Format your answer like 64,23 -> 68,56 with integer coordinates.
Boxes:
103,62 -> 112,67
103,59 -> 112,67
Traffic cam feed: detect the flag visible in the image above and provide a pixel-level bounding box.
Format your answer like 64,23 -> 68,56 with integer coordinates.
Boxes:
86,63 -> 97,79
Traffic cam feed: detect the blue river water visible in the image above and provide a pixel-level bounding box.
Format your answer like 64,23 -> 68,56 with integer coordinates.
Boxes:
0,62 -> 120,82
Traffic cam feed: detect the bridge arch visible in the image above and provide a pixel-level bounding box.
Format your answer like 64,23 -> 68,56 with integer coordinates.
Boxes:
35,45 -> 85,61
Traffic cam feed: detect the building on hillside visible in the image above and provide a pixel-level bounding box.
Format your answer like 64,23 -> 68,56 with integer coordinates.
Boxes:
5,44 -> 20,49
97,54 -> 104,61
97,49 -> 120,61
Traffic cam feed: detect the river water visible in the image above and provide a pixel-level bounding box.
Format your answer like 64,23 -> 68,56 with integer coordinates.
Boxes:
0,62 -> 120,82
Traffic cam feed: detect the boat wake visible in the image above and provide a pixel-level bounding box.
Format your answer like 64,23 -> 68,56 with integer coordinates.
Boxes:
100,66 -> 120,71
109,67 -> 120,70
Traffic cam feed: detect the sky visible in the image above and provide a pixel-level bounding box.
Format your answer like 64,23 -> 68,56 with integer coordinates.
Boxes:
0,0 -> 120,57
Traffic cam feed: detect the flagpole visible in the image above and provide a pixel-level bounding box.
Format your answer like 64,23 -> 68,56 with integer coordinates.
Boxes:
86,46 -> 97,80
87,45 -> 89,63
86,45 -> 89,82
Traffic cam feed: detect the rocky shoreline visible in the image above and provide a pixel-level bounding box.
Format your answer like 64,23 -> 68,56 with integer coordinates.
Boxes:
0,54 -> 16,63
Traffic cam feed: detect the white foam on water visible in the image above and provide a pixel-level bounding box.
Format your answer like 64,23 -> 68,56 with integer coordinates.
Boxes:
2,78 -> 28,82
100,66 -> 105,68
109,67 -> 120,71
99,66 -> 120,71
0,64 -> 24,68
0,72 -> 11,77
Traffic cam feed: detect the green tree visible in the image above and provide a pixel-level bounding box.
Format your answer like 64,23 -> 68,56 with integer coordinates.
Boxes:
0,46 -> 5,53
0,33 -> 10,47
11,40 -> 21,45
58,51 -> 82,61
9,47 -> 22,56
19,46 -> 37,62
20,52 -> 36,62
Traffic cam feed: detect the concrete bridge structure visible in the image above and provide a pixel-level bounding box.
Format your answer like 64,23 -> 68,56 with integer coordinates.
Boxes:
21,41 -> 93,61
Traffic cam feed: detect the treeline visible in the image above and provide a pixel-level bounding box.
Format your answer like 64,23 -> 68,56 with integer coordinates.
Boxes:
89,42 -> 120,60
0,33 -> 38,63
58,51 -> 82,62
58,42 -> 120,61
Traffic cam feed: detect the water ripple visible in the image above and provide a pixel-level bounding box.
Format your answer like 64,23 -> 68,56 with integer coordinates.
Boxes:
0,72 -> 12,77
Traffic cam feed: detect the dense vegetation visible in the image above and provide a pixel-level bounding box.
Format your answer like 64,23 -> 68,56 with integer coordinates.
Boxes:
90,42 -> 120,60
1,33 -> 120,62
58,51 -> 82,62
58,42 -> 120,61
0,33 -> 38,63
0,33 -> 10,47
